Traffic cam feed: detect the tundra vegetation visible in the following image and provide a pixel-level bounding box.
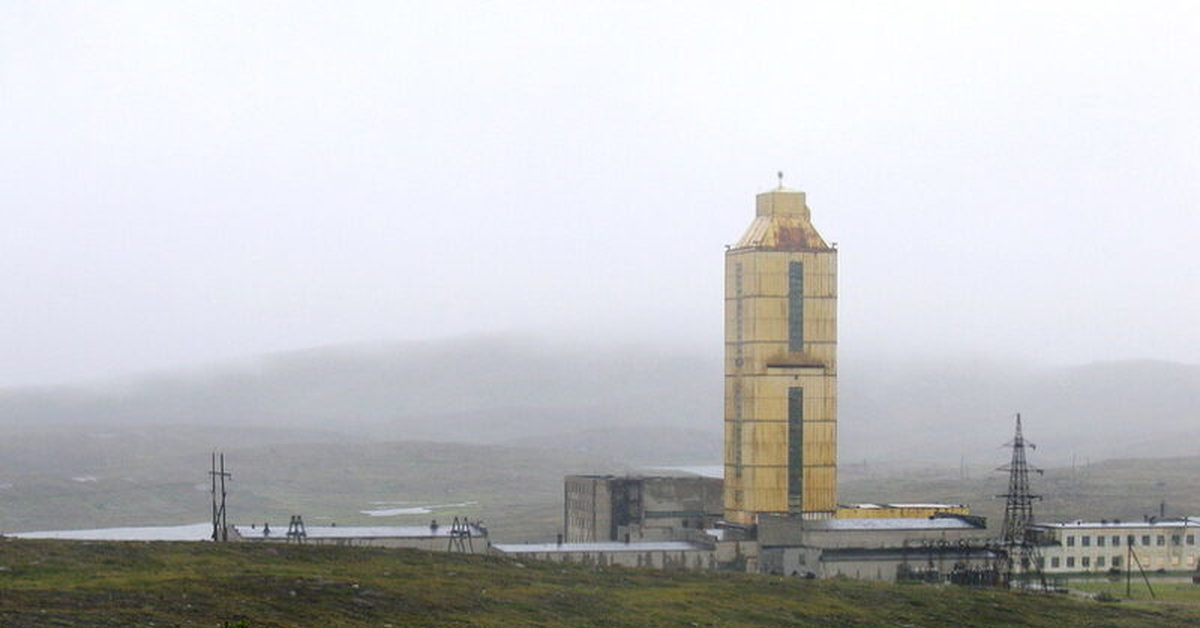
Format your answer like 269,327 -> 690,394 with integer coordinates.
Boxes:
2,540 -> 1199,627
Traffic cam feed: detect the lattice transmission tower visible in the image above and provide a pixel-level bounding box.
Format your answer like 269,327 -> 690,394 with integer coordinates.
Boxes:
996,414 -> 1046,588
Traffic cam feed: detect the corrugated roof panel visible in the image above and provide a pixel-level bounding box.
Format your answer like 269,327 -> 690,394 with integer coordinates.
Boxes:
233,524 -> 481,539
813,517 -> 978,531
493,541 -> 704,553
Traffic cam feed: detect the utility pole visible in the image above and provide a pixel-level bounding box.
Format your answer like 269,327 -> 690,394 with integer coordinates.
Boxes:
209,452 -> 231,542
1126,543 -> 1156,599
1126,541 -> 1131,597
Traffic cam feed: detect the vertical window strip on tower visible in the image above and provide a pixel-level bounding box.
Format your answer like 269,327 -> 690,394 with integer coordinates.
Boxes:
788,262 -> 804,352
734,262 -> 744,482
788,386 -> 803,511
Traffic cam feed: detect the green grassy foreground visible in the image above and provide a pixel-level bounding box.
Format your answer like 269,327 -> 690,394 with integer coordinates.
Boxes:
1068,575 -> 1200,605
2,540 -> 1199,627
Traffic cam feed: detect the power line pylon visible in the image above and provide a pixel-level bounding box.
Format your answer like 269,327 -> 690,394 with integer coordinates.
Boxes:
996,414 -> 1046,589
209,452 -> 231,542
286,515 -> 307,543
448,517 -> 474,553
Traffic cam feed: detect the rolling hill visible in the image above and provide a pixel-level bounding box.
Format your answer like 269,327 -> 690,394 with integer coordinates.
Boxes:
2,337 -> 1195,466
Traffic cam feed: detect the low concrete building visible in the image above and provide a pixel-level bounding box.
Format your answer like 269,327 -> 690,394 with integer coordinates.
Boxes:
564,475 -> 723,543
492,541 -> 716,570
561,474 -> 995,581
757,513 -> 996,581
230,522 -> 489,553
1031,517 -> 1200,574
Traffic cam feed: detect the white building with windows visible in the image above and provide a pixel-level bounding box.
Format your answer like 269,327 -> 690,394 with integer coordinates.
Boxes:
1031,517 -> 1200,574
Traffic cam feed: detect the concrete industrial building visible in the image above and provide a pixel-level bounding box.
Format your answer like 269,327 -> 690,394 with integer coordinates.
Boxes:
564,475 -> 723,543
755,514 -> 994,579
1031,518 -> 1200,574
492,541 -> 719,570
231,522 -> 489,552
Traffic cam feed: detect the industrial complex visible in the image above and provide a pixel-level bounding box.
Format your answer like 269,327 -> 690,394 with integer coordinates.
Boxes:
168,183 -> 1190,585
486,184 -> 1200,584
491,185 -> 1003,580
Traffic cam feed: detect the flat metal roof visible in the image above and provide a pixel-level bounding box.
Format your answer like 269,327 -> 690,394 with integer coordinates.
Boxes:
234,524 -> 481,539
1033,518 -> 1200,530
842,503 -> 966,509
10,522 -> 212,541
493,541 -> 704,554
810,518 -> 981,531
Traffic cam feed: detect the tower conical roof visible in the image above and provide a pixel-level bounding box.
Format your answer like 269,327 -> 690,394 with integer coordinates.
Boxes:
733,188 -> 830,251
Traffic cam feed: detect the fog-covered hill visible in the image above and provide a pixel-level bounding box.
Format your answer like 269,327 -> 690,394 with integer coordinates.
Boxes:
0,337 -> 719,446
840,356 -> 1200,466
1,337 -> 1197,467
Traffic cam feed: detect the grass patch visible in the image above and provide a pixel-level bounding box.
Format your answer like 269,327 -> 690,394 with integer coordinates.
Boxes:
3,539 -> 1200,627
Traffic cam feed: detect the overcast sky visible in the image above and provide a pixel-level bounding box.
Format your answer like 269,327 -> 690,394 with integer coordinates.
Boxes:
1,1 -> 1197,386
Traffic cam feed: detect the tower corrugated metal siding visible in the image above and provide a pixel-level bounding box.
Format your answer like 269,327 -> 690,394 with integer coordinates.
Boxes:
724,188 -> 837,524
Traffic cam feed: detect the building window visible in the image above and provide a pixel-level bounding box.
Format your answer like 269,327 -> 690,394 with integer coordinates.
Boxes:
1051,557 -> 1060,568
1097,535 -> 1105,547
1113,556 -> 1122,567
1157,535 -> 1165,546
1142,535 -> 1151,546
1082,536 -> 1091,547
1188,535 -> 1195,545
1172,535 -> 1182,546
788,262 -> 804,351
1066,536 -> 1075,547
1127,535 -> 1135,546
1081,557 -> 1090,568
1066,557 -> 1075,568
787,386 -> 803,511
1097,556 -> 1105,568
1112,535 -> 1120,546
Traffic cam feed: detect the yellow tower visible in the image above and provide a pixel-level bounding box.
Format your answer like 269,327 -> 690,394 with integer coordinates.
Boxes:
724,184 -> 837,524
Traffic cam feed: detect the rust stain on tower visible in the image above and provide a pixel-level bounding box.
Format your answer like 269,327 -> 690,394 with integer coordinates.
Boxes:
724,186 -> 838,524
